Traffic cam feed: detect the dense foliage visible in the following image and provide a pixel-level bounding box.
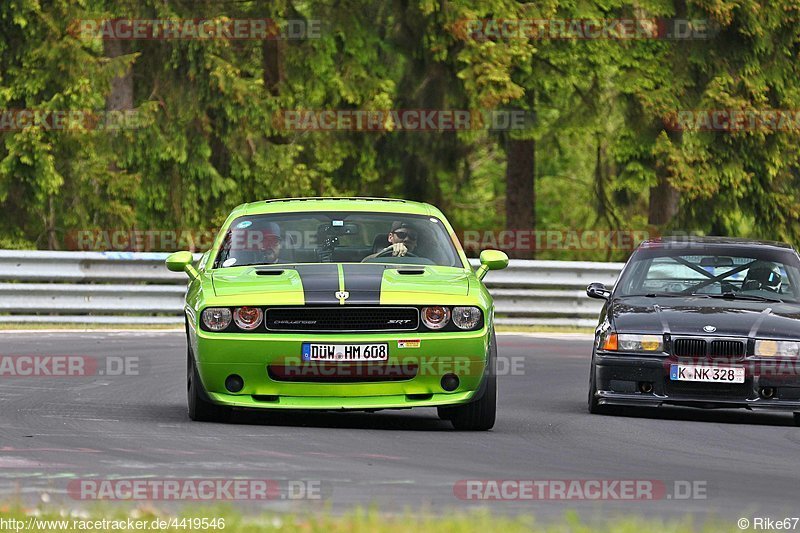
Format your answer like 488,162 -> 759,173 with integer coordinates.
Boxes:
1,0 -> 799,260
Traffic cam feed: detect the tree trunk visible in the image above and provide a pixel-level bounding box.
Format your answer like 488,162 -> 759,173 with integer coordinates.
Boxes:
505,138 -> 536,259
263,38 -> 290,145
647,174 -> 680,225
401,153 -> 428,200
648,0 -> 688,227
648,127 -> 682,226
47,195 -> 59,250
102,40 -> 134,235
262,39 -> 285,95
104,41 -> 133,111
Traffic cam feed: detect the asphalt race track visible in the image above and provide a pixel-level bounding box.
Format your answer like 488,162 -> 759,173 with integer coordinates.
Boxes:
1,331 -> 799,525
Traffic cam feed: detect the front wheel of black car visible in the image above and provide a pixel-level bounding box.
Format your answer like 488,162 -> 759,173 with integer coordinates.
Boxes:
444,330 -> 497,431
587,359 -> 605,414
794,412 -> 800,427
187,346 -> 230,423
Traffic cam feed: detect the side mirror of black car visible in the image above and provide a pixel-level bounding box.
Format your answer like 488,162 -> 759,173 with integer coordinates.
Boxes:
587,282 -> 611,300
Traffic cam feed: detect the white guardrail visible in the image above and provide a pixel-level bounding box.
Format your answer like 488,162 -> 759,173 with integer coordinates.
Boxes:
0,250 -> 623,327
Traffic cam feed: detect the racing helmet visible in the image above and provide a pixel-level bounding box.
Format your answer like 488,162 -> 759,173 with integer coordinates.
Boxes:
743,261 -> 782,292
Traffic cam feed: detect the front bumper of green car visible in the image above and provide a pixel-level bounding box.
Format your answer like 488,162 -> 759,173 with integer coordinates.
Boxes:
189,328 -> 491,410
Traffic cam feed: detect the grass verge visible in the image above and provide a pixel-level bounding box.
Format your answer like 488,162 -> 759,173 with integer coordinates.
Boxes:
0,503 -> 728,532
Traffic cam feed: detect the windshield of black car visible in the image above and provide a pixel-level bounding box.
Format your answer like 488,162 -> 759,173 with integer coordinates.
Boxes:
212,212 -> 462,268
616,248 -> 800,303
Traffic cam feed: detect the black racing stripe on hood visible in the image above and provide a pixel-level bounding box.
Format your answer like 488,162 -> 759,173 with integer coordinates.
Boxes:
342,264 -> 386,305
293,264 -> 340,305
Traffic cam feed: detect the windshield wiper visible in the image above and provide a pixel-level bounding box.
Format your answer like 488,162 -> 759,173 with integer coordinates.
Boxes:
640,293 -> 708,298
700,292 -> 784,303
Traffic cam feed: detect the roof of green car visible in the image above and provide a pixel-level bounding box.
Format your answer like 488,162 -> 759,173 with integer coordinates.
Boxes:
236,197 -> 439,217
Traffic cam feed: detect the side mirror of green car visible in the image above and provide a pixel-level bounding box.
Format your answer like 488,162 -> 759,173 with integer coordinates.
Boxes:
476,249 -> 509,280
166,251 -> 199,281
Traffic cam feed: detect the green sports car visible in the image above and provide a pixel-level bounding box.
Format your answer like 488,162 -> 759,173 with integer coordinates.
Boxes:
166,197 -> 508,430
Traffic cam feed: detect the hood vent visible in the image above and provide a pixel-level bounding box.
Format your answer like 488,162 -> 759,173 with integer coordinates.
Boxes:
255,269 -> 285,276
395,268 -> 425,275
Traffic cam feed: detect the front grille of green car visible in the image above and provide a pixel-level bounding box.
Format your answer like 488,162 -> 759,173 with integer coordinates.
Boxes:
265,306 -> 420,332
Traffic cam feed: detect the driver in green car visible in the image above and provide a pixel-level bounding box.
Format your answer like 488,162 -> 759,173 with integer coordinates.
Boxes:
225,221 -> 283,266
363,221 -> 419,260
253,222 -> 283,265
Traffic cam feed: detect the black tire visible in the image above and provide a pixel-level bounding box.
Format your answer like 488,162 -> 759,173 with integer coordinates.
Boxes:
187,346 -> 230,423
447,330 -> 498,431
436,406 -> 455,421
794,412 -> 800,427
587,359 -> 605,414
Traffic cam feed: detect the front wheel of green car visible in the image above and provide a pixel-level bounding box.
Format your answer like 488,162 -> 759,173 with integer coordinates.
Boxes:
187,346 -> 230,423
436,406 -> 455,421
442,330 -> 497,431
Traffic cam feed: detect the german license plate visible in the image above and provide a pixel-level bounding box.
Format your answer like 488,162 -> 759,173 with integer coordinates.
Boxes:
670,364 -> 745,383
301,343 -> 389,362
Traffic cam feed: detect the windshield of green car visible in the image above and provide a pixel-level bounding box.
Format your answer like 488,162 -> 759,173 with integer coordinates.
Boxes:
616,247 -> 800,303
212,212 -> 463,268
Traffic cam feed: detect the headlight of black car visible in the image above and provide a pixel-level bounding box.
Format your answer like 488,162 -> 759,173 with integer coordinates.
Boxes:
754,340 -> 800,357
601,333 -> 664,353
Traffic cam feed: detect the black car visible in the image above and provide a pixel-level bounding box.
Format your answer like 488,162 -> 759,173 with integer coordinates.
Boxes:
587,237 -> 800,426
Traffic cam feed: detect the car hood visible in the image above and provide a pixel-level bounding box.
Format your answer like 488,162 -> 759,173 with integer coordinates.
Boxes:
611,296 -> 800,338
211,263 -> 471,305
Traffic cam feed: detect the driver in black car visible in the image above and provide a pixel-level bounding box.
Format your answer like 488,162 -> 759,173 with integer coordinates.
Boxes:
742,261 -> 782,292
363,221 -> 419,260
